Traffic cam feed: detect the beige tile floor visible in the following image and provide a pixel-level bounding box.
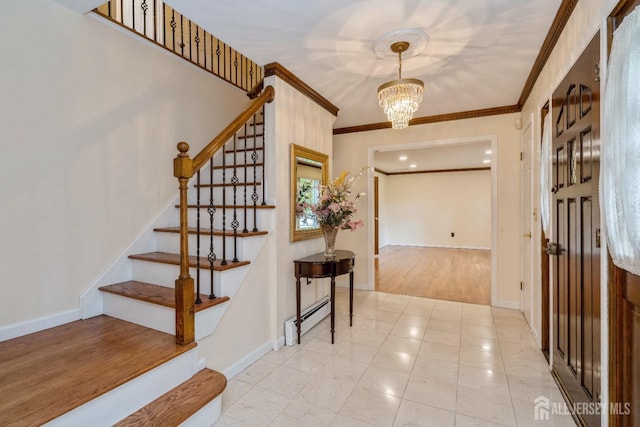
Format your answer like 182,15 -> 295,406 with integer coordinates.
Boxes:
214,289 -> 576,427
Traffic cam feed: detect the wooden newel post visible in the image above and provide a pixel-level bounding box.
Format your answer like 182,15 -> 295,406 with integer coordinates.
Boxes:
174,142 -> 195,345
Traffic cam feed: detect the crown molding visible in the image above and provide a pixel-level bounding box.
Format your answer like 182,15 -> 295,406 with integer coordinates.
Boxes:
334,0 -> 578,135
333,105 -> 519,135
517,0 -> 579,108
264,62 -> 339,116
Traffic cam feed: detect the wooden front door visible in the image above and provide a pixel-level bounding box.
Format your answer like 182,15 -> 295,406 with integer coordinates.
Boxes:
550,32 -> 601,427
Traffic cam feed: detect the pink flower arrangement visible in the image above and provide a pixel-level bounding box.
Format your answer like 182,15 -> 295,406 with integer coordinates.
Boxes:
306,168 -> 367,231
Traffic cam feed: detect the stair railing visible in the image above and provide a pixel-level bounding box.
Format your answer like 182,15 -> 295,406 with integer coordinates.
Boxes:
173,85 -> 274,345
94,0 -> 263,92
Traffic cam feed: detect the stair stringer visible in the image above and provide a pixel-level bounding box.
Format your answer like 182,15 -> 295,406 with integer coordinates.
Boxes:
80,195 -> 180,320
195,222 -> 279,378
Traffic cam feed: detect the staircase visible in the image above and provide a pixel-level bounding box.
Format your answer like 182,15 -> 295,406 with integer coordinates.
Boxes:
94,87 -> 274,424
0,87 -> 276,426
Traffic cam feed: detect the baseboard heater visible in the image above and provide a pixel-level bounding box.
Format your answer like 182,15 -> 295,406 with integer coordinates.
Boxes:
284,296 -> 331,346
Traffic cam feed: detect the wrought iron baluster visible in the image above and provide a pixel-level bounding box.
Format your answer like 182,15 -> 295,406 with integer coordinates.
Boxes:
243,129 -> 248,234
234,52 -> 238,86
221,138 -> 227,266
170,9 -> 176,51
228,45 -> 232,81
188,21 -> 192,61
208,159 -> 216,299
251,113 -> 259,232
180,14 -> 184,55
131,0 -> 135,30
195,26 -> 200,66
222,43 -> 227,80
216,40 -> 221,77
261,106 -> 266,205
141,0 -> 148,35
203,29 -> 207,70
152,0 -> 157,42
119,0 -> 124,23
195,171 -> 202,304
232,132 -> 240,263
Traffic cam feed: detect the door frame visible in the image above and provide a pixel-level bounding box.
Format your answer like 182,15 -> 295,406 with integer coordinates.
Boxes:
521,114 -> 536,332
366,135 -> 498,306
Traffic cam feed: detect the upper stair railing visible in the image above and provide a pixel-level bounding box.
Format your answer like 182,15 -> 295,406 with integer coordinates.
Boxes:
172,86 -> 275,345
94,0 -> 263,92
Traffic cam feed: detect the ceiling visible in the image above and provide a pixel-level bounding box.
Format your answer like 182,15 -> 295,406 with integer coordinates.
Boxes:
166,0 -> 561,129
374,140 -> 493,174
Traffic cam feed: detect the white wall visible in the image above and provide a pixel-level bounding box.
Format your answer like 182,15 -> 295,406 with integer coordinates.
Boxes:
0,0 -> 248,327
334,114 -> 522,307
382,170 -> 491,249
265,75 -> 337,344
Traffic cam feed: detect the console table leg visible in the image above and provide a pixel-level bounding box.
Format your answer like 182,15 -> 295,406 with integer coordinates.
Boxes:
330,275 -> 336,344
296,276 -> 301,345
349,270 -> 354,327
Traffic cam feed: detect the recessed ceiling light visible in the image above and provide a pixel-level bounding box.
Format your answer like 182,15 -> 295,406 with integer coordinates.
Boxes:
409,164 -> 417,168
485,150 -> 492,155
399,155 -> 408,161
482,159 -> 491,164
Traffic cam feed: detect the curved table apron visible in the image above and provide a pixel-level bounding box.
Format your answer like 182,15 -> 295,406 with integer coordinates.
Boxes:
293,250 -> 355,344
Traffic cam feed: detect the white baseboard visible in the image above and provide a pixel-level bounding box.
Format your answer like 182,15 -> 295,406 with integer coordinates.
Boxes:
222,340 -> 273,380
495,299 -> 520,310
386,243 -> 491,251
0,309 -> 82,342
274,336 -> 285,351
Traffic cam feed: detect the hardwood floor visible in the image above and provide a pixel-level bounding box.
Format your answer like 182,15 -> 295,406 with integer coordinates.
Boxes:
0,315 -> 195,426
375,245 -> 491,305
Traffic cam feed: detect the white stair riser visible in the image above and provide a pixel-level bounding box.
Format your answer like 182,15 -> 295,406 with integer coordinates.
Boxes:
190,167 -> 264,187
186,185 -> 264,205
184,208 -> 273,231
131,259 -> 251,299
102,293 -> 228,340
45,349 -> 198,427
155,233 -> 267,262
210,147 -> 265,165
179,396 -> 222,427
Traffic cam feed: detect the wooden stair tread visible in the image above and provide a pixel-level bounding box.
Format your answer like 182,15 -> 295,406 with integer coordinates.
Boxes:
236,133 -> 264,140
129,251 -> 250,271
0,315 -> 195,427
212,162 -> 264,170
154,226 -> 268,237
176,204 -> 275,209
194,181 -> 262,188
99,281 -> 229,312
225,147 -> 264,153
114,368 -> 226,426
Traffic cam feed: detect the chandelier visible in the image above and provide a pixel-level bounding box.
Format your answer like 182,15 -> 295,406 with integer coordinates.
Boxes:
377,41 -> 424,129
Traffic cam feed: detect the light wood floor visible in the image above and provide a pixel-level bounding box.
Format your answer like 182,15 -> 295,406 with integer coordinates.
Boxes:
375,245 -> 491,305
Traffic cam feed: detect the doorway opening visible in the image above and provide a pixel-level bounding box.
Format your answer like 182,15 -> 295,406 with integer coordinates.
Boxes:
368,135 -> 497,306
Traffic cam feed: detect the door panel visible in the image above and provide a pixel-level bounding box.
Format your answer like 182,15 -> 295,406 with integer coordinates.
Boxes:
550,32 -> 601,427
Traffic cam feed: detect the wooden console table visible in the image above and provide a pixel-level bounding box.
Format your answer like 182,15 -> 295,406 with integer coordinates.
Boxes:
293,250 -> 355,344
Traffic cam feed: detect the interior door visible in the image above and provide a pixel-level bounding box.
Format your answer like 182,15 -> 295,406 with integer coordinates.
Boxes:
374,176 -> 379,255
550,32 -> 601,427
521,120 -> 533,328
